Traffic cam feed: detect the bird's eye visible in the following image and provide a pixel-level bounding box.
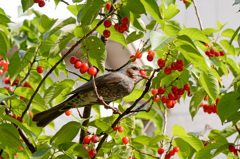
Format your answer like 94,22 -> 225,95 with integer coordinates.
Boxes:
132,67 -> 138,70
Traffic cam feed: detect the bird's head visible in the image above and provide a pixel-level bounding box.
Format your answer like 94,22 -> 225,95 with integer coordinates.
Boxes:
121,63 -> 149,84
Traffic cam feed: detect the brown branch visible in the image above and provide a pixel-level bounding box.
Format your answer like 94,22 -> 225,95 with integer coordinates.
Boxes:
17,128 -> 36,153
94,69 -> 157,158
160,105 -> 168,159
60,0 -> 69,5
235,123 -> 240,134
105,61 -> 130,72
20,3 -> 122,122
130,145 -> 160,159
65,68 -> 89,82
76,108 -> 83,118
192,0 -> 203,30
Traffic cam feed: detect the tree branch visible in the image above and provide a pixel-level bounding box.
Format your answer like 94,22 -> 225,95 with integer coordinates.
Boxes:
20,3 -> 122,122
17,128 -> 36,153
130,145 -> 160,159
235,123 -> 240,134
65,68 -> 89,82
192,0 -> 204,30
60,0 -> 69,5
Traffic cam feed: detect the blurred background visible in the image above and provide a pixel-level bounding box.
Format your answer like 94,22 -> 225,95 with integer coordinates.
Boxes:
0,0 -> 240,158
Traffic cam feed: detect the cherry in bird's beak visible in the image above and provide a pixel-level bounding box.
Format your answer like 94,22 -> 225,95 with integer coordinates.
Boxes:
139,70 -> 151,79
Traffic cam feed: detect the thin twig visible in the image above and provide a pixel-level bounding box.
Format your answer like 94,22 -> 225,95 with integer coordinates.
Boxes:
17,128 -> 36,153
60,0 -> 69,5
105,61 -> 130,72
65,68 -> 89,82
192,0 -> 203,30
76,108 -> 83,118
19,58 -> 36,86
92,75 -> 121,114
160,105 -> 168,159
0,149 -> 3,157
20,4 -> 122,122
130,145 -> 160,159
235,123 -> 240,134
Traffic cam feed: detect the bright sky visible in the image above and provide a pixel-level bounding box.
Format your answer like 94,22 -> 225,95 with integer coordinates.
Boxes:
0,0 -> 73,23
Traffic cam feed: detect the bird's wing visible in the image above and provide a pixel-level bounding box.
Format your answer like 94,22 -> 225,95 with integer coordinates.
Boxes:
68,73 -> 124,95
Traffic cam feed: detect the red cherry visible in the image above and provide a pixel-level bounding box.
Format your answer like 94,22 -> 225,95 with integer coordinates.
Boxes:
33,0 -> 41,3
171,86 -> 178,94
3,65 -> 8,71
168,92 -> 175,100
205,50 -> 211,56
161,96 -> 167,103
154,95 -> 160,102
119,24 -> 128,32
80,63 -> 89,72
69,56 -> 78,64
220,51 -> 225,56
118,126 -> 124,132
104,19 -> 112,28
91,135 -> 99,143
135,50 -> 142,59
184,84 -> 190,91
234,149 -> 239,156
210,48 -> 215,54
122,136 -> 129,144
103,29 -> 110,38
164,67 -> 172,75
215,52 -> 220,57
38,0 -> 45,7
158,147 -> 164,155
65,110 -> 72,116
82,144 -> 89,151
158,87 -> 165,95
176,59 -> 184,67
171,62 -> 177,70
106,3 -> 111,10
166,99 -> 173,108
165,153 -> 171,159
205,43 -> 210,47
148,51 -> 155,57
152,89 -> 158,95
74,61 -> 82,69
0,69 -> 3,75
229,145 -> 235,152
157,58 -> 166,68
178,88 -> 184,95
204,142 -> 209,147
139,70 -> 146,76
4,77 -> 10,84
173,146 -> 180,152
113,125 -> 118,131
147,55 -> 154,61
122,16 -> 130,25
89,148 -> 97,157
183,0 -> 189,4
130,55 -> 136,62
88,67 -> 97,76
0,60 -> 7,67
83,136 -> 91,144
20,96 -> 25,100
177,66 -> 184,72
216,97 -> 220,104
114,23 -> 119,31
187,91 -> 192,97
169,149 -> 175,156
4,87 -> 13,92
37,66 -> 44,73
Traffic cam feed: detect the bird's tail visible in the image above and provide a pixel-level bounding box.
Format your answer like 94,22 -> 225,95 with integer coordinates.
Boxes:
32,103 -> 69,127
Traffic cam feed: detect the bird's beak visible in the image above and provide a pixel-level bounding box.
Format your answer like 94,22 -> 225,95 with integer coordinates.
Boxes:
142,69 -> 153,72
142,75 -> 150,79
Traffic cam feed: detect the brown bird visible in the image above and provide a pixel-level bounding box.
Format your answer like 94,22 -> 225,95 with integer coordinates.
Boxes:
33,64 -> 149,127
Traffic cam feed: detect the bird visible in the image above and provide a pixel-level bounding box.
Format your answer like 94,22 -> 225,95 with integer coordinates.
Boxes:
33,63 -> 149,127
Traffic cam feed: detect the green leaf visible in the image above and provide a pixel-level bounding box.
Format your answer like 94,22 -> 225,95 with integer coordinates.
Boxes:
21,0 -> 34,12
56,155 -> 72,159
124,89 -> 143,102
161,4 -> 180,20
172,125 -> 203,151
67,4 -> 84,17
220,40 -> 235,56
179,28 -> 209,43
92,19 -> 127,47
73,0 -> 84,2
176,35 -> 209,73
148,134 -> 169,147
45,17 -> 76,40
199,71 -> 219,101
78,0 -> 105,26
59,142 -> 90,158
8,48 -> 35,82
50,121 -> 81,146
43,79 -> 75,104
146,20 -> 156,30
0,30 -> 9,59
194,143 -> 223,159
217,20 -> 226,31
189,88 -> 206,119
130,12 -> 146,32
0,124 -> 22,158
82,36 -> 107,73
49,30 -> 75,57
30,147 -> 51,159
173,138 -> 190,159
150,31 -> 176,51
221,123 -> 240,138
14,87 -> 45,107
126,31 -> 144,44
0,13 -> 12,24
126,0 -> 146,14
140,0 -> 162,23
202,28 -> 218,36
164,22 -> 181,37
217,92 -> 240,123
134,135 -> 152,145
39,14 -> 57,34
227,57 -> 240,77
